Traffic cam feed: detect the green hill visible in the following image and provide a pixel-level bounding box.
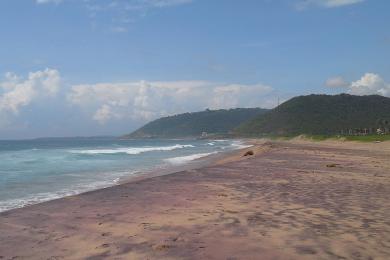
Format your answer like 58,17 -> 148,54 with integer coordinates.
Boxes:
235,94 -> 390,136
124,108 -> 268,138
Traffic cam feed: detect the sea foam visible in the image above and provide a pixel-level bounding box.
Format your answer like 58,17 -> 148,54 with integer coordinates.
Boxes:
230,141 -> 254,149
0,176 -> 124,213
0,138 -> 237,212
164,152 -> 217,165
70,144 -> 195,155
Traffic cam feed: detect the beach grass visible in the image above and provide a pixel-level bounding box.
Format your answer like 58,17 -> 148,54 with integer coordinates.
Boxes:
342,135 -> 390,142
264,134 -> 390,142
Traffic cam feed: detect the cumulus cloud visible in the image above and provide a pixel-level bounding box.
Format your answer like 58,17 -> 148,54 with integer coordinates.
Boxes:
67,80 -> 274,124
93,104 -> 122,124
325,73 -> 390,97
0,69 -> 276,129
296,0 -> 364,9
349,73 -> 390,97
0,68 -> 61,115
325,76 -> 349,88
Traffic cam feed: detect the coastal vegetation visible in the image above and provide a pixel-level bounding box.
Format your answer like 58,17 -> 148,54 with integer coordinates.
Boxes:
268,134 -> 390,142
126,94 -> 390,140
235,94 -> 390,136
124,108 -> 268,138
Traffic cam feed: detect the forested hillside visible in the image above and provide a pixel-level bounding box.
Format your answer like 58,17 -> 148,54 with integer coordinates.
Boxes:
124,108 -> 268,138
235,94 -> 390,136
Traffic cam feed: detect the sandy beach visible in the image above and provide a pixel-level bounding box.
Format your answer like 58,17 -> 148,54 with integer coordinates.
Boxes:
1,139 -> 390,259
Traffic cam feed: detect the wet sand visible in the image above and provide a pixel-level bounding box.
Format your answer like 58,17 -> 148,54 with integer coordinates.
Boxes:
1,140 -> 390,259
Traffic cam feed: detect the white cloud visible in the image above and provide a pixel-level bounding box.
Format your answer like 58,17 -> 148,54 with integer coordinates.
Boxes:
296,0 -> 364,9
325,73 -> 390,96
348,73 -> 390,96
93,104 -> 122,124
0,68 -> 61,115
211,84 -> 273,109
67,80 -> 274,124
325,76 -> 349,88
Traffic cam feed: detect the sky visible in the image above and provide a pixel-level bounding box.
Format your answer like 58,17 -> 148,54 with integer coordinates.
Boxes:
0,0 -> 389,139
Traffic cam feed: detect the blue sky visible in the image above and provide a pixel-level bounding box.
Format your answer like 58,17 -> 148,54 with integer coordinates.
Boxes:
0,0 -> 389,139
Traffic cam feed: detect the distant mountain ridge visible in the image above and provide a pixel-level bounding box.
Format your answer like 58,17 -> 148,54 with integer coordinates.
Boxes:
235,94 -> 390,136
124,108 -> 269,138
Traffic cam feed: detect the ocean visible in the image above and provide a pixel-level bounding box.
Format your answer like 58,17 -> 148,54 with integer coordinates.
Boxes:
0,137 -> 249,212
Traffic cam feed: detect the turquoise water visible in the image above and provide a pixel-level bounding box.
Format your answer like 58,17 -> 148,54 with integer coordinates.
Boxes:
0,137 -> 247,212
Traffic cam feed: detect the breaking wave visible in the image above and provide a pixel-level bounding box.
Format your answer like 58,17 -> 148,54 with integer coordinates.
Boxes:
70,144 -> 195,155
164,152 -> 217,165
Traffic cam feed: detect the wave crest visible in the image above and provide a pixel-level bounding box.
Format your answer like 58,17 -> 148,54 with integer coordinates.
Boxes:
164,152 -> 217,165
70,144 -> 195,155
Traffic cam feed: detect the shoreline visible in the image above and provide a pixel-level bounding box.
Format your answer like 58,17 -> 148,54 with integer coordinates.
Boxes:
116,139 -> 261,185
1,139 -> 389,259
0,139 -> 255,214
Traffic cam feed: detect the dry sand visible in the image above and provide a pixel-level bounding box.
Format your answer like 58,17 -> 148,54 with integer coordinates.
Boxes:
1,140 -> 390,259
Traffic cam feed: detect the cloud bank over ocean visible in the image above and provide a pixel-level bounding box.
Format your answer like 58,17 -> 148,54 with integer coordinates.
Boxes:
1,67 -> 389,137
68,80 -> 274,124
0,68 -> 276,137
